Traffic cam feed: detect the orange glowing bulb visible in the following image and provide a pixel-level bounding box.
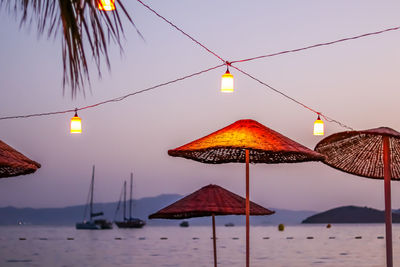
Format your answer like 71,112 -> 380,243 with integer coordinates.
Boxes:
313,115 -> 324,136
98,0 -> 115,11
70,110 -> 82,134
221,69 -> 234,93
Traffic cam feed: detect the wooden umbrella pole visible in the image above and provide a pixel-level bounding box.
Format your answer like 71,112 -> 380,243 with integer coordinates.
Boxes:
383,136 -> 393,267
245,149 -> 250,267
212,214 -> 217,267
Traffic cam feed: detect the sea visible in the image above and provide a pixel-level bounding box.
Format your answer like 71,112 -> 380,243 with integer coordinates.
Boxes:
0,224 -> 398,267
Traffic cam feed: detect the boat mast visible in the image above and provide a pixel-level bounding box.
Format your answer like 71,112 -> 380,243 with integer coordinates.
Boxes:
90,165 -> 95,221
129,173 -> 133,220
123,181 -> 127,221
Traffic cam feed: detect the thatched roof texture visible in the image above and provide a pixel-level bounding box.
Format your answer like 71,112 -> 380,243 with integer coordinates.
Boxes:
168,119 -> 324,164
315,127 -> 400,179
149,184 -> 274,219
0,140 -> 41,178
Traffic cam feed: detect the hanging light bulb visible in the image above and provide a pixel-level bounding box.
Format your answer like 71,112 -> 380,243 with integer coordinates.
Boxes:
98,0 -> 115,11
70,109 -> 82,134
313,114 -> 324,136
221,65 -> 234,93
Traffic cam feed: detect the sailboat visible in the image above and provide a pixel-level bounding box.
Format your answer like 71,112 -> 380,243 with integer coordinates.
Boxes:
76,166 -> 113,230
115,173 -> 146,228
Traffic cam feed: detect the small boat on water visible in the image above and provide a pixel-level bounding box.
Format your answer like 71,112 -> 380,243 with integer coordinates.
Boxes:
76,219 -> 112,230
224,222 -> 235,227
114,173 -> 146,229
76,166 -> 113,230
180,221 -> 189,227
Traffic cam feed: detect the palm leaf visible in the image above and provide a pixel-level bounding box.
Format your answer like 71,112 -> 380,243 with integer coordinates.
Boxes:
1,0 -> 141,97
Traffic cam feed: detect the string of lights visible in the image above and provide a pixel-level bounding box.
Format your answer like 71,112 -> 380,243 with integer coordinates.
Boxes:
0,63 -> 225,120
1,0 -> 397,135
136,0 -> 376,132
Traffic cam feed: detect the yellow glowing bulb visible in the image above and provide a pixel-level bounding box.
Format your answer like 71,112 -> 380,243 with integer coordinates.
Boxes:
313,115 -> 324,136
98,0 -> 115,11
70,111 -> 82,134
221,69 -> 234,93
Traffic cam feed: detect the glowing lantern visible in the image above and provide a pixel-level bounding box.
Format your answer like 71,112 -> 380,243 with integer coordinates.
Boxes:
313,114 -> 324,136
98,0 -> 115,11
70,109 -> 82,134
221,68 -> 234,93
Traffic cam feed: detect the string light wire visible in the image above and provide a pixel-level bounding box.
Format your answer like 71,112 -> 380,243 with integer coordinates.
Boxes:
136,0 -> 399,66
1,0 -> 397,131
230,65 -> 354,131
0,63 -> 225,120
230,26 -> 400,64
135,0 -> 226,64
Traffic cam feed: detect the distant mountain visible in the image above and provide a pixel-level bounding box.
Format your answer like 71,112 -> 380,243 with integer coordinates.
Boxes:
0,195 -> 315,226
302,205 -> 400,224
0,194 -> 182,226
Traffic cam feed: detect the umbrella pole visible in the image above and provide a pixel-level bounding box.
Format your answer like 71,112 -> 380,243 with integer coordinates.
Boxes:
245,149 -> 250,267
383,136 -> 393,267
212,214 -> 217,267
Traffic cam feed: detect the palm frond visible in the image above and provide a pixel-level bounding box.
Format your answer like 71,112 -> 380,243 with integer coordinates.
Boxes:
0,0 -> 140,97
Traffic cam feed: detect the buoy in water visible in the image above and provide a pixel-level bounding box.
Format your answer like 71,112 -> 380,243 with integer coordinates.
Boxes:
278,224 -> 285,231
326,224 -> 332,228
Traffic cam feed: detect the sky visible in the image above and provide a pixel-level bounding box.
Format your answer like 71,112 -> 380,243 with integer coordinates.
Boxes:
0,0 -> 399,211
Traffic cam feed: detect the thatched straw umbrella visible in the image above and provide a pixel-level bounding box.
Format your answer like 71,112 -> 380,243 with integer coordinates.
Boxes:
149,184 -> 274,267
0,140 -> 41,178
315,127 -> 400,267
168,119 -> 324,267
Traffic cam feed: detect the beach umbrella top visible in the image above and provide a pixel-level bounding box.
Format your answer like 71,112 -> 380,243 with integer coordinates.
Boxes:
149,184 -> 275,219
0,140 -> 41,178
168,119 -> 324,164
315,127 -> 400,180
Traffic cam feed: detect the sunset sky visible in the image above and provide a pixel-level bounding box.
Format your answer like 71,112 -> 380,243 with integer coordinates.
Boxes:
0,0 -> 399,212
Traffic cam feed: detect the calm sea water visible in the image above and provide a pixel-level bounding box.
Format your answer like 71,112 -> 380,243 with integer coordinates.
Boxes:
0,224 -> 398,267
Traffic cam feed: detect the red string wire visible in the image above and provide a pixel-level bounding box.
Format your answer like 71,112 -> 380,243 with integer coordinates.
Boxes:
231,26 -> 400,64
0,64 -> 225,120
136,0 -> 226,64
231,65 -> 354,130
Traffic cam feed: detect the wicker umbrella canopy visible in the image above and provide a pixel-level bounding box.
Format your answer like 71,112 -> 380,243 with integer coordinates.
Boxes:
315,127 -> 400,179
149,184 -> 274,219
0,140 -> 41,178
315,127 -> 400,267
149,184 -> 274,267
169,119 -> 324,164
168,119 -> 323,267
